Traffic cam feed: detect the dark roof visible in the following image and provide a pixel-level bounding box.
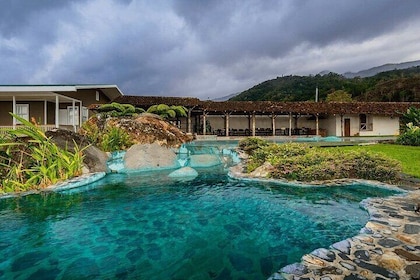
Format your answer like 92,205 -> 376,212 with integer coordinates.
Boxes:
93,95 -> 420,116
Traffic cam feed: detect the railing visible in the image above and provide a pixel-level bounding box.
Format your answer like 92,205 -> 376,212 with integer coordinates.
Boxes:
0,125 -> 57,135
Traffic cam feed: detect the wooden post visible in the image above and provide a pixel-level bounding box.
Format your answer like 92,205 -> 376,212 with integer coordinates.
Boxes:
252,112 -> 256,137
316,114 -> 319,136
187,108 -> 193,133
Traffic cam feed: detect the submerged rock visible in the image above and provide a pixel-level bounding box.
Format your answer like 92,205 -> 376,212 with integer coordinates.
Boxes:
189,154 -> 221,167
124,143 -> 179,171
168,167 -> 198,179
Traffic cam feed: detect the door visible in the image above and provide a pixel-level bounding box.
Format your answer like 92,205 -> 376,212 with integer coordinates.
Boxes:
344,119 -> 351,137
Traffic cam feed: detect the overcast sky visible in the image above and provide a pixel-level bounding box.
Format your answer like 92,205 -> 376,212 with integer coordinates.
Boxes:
1,0 -> 420,99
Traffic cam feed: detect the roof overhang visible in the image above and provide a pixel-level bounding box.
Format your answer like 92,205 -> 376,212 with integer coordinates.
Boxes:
0,84 -> 124,101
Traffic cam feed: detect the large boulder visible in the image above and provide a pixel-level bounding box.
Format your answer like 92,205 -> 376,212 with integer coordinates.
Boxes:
45,129 -> 108,173
124,143 -> 179,171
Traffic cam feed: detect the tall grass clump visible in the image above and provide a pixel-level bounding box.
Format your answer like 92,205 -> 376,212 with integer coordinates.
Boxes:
0,114 -> 85,193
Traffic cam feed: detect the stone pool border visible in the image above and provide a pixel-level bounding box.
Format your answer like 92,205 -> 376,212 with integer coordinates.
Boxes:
0,172 -> 106,199
229,164 -> 420,280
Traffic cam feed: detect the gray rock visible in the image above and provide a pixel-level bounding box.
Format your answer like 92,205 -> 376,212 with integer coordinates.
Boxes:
310,248 -> 336,262
189,154 -> 221,167
280,263 -> 308,276
331,239 -> 351,254
406,263 -> 420,279
168,167 -> 198,179
124,143 -> 179,171
377,238 -> 402,248
339,261 -> 356,271
403,224 -> 420,234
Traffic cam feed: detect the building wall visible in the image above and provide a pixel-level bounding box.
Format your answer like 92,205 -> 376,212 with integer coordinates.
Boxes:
359,115 -> 400,136
0,101 -> 47,125
61,89 -> 110,105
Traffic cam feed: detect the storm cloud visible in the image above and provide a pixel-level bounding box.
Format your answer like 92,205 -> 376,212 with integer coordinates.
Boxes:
1,0 -> 420,99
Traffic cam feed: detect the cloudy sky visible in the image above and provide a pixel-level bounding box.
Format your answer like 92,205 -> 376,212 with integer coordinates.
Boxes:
1,0 -> 420,99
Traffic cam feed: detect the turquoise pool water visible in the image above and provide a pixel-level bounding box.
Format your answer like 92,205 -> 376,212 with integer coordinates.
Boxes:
0,166 -> 401,279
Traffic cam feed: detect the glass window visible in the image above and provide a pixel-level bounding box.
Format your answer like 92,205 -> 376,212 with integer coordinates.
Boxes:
16,104 -> 29,124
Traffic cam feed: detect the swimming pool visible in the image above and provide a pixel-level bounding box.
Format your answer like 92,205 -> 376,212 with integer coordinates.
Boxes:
0,166 -> 401,279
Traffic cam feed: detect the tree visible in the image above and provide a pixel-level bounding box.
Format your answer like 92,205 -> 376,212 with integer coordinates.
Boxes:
147,104 -> 187,119
325,90 -> 352,102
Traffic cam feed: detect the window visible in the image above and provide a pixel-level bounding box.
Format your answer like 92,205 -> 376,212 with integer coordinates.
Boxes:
359,114 -> 373,131
96,91 -> 100,101
67,106 -> 79,125
16,104 -> 29,124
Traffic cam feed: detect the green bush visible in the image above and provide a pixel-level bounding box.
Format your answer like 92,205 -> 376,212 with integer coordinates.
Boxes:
238,137 -> 268,155
97,102 -> 144,118
396,123 -> 420,146
244,142 -> 401,183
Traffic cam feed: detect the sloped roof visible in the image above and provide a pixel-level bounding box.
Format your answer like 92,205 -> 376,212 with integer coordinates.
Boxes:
107,95 -> 420,116
0,84 -> 123,101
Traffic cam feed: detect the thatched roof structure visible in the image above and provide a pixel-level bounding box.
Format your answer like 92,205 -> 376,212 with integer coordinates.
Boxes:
91,95 -> 420,116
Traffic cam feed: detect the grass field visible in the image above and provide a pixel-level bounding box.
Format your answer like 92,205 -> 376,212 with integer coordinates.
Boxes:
327,144 -> 420,178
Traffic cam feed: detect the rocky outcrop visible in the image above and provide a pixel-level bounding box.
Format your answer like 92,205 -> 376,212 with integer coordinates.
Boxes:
83,113 -> 194,148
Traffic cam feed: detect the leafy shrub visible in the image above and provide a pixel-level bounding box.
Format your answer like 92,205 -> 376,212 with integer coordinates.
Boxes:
146,104 -> 187,119
97,102 -> 145,118
0,114 -> 85,193
238,137 -> 268,155
396,123 -> 420,146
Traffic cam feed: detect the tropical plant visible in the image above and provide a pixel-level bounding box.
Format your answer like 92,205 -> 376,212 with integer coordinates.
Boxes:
147,104 -> 187,119
397,123 -> 420,146
0,114 -> 85,193
80,119 -> 133,152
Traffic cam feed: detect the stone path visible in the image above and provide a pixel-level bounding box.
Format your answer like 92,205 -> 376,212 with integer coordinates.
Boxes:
268,189 -> 420,280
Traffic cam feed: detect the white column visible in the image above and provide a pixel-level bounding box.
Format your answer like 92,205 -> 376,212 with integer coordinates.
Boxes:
271,114 -> 276,136
79,101 -> 83,128
288,113 -> 292,136
55,95 -> 59,128
225,113 -> 230,137
202,112 -> 207,135
12,96 -> 16,129
44,100 -> 47,125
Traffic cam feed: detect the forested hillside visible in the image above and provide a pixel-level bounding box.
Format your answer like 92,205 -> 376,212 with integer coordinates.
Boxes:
230,66 -> 420,102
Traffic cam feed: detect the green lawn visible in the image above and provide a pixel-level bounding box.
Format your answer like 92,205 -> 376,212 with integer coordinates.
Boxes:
327,144 -> 420,178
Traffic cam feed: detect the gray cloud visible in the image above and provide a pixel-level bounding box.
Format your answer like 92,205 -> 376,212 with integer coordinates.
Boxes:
1,0 -> 420,99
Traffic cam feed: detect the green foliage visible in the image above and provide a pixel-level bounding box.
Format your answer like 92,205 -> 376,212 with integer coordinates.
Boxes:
97,102 -> 144,117
238,137 -> 268,155
80,120 -> 133,152
397,107 -> 420,146
242,141 -> 401,183
0,114 -> 85,193
230,66 -> 420,102
397,123 -> 420,146
400,107 -> 420,130
325,90 -> 352,102
147,104 -> 187,119
99,126 -> 133,152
